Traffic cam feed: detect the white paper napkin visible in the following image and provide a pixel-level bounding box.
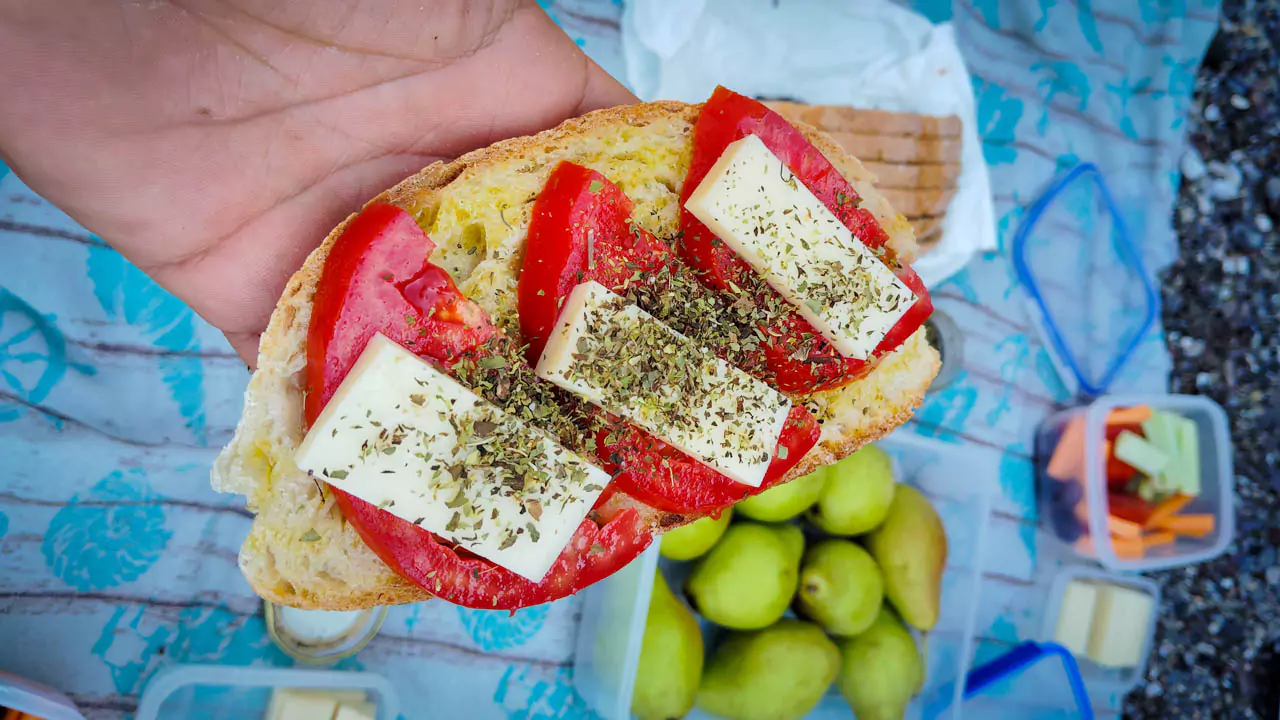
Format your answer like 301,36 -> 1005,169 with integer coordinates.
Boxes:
621,0 -> 997,286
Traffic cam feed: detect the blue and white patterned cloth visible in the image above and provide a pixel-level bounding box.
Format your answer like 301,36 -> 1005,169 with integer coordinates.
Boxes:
0,1 -> 1220,718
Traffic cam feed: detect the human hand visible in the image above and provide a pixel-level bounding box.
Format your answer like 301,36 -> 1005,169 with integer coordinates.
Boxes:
0,0 -> 635,363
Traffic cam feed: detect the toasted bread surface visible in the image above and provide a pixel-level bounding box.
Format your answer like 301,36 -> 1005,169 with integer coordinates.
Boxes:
212,100 -> 940,609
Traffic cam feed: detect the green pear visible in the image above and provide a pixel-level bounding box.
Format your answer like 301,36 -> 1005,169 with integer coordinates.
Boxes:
775,522 -> 806,564
685,522 -> 799,630
632,571 -> 704,720
797,539 -> 884,636
836,608 -> 924,720
736,467 -> 827,522
697,619 -> 840,720
807,445 -> 896,536
661,508 -> 733,561
866,485 -> 948,630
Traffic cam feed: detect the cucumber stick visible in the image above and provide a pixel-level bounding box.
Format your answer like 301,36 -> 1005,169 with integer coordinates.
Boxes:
1138,411 -> 1202,497
1177,416 -> 1201,496
1113,431 -> 1169,477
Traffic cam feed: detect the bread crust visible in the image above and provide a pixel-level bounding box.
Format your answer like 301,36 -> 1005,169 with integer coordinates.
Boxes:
213,100 -> 939,609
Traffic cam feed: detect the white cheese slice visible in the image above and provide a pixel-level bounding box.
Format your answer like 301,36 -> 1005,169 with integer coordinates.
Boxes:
684,133 -> 918,360
266,690 -> 338,720
1053,580 -> 1100,657
1086,583 -> 1153,668
296,334 -> 611,583
334,701 -> 378,720
536,281 -> 791,487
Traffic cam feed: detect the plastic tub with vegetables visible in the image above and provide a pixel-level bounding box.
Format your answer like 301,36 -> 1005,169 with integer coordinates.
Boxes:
574,431 -> 992,720
1037,394 -> 1233,572
135,665 -> 399,720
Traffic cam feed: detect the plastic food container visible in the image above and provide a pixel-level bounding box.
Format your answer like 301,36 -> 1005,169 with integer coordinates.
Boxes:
573,431 -> 993,720
135,665 -> 400,720
1038,566 -> 1160,694
1036,394 -> 1234,572
1012,162 -> 1159,399
0,670 -> 86,720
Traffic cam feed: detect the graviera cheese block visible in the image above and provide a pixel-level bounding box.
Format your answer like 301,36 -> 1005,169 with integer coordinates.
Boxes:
212,100 -> 941,610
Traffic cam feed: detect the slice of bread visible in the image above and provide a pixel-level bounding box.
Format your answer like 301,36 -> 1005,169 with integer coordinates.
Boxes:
764,102 -> 962,139
880,187 -> 958,219
212,100 -> 941,610
860,161 -> 961,191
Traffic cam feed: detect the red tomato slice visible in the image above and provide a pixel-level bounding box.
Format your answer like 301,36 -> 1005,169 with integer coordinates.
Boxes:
519,163 -> 821,514
519,161 -> 672,363
305,203 -> 497,422
679,86 -> 933,393
333,489 -> 652,609
306,203 -> 653,609
597,405 -> 821,514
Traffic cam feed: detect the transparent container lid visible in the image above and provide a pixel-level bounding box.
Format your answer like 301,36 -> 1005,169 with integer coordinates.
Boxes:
135,665 -> 400,720
1012,163 -> 1159,398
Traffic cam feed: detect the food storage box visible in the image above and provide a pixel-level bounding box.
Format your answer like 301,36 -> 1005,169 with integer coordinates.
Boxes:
0,670 -> 86,720
1036,393 -> 1234,572
958,565 -> 1160,718
135,665 -> 400,720
573,431 -> 994,720
1038,566 -> 1160,694
1011,162 -> 1159,399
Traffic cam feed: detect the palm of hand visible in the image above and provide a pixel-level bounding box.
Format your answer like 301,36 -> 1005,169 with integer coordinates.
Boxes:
0,0 -> 633,361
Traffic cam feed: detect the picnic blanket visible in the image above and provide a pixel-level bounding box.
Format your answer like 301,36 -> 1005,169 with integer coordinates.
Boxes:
0,0 -> 1220,717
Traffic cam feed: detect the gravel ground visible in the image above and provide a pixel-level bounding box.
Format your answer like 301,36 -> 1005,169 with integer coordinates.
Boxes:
1125,2 -> 1280,717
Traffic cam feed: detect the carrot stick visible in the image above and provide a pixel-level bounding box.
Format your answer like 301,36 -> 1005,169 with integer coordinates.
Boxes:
1153,513 -> 1215,537
1142,531 -> 1176,549
1108,515 -> 1144,540
1143,493 -> 1194,529
1108,405 -> 1152,426
1048,417 -> 1086,480
1110,535 -> 1145,559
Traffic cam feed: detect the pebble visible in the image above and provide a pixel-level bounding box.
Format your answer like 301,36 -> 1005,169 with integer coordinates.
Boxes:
1257,214 -> 1273,233
1267,176 -> 1280,205
1223,255 -> 1251,274
1182,149 -> 1208,181
1206,160 -> 1243,199
1179,335 -> 1206,357
1267,567 -> 1280,587
1204,103 -> 1223,122
1231,94 -> 1252,109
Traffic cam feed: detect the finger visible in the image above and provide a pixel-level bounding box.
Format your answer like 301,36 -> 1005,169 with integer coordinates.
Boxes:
226,331 -> 263,369
576,58 -> 639,115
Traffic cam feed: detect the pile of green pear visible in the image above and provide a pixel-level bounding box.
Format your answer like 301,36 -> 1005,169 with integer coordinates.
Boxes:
632,445 -> 949,720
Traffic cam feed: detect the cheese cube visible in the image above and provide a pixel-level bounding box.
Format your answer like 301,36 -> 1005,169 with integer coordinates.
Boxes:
1053,580 -> 1100,657
537,281 -> 791,487
684,133 -> 917,360
266,690 -> 338,720
334,701 -> 378,720
297,334 -> 611,583
1086,584 -> 1154,668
